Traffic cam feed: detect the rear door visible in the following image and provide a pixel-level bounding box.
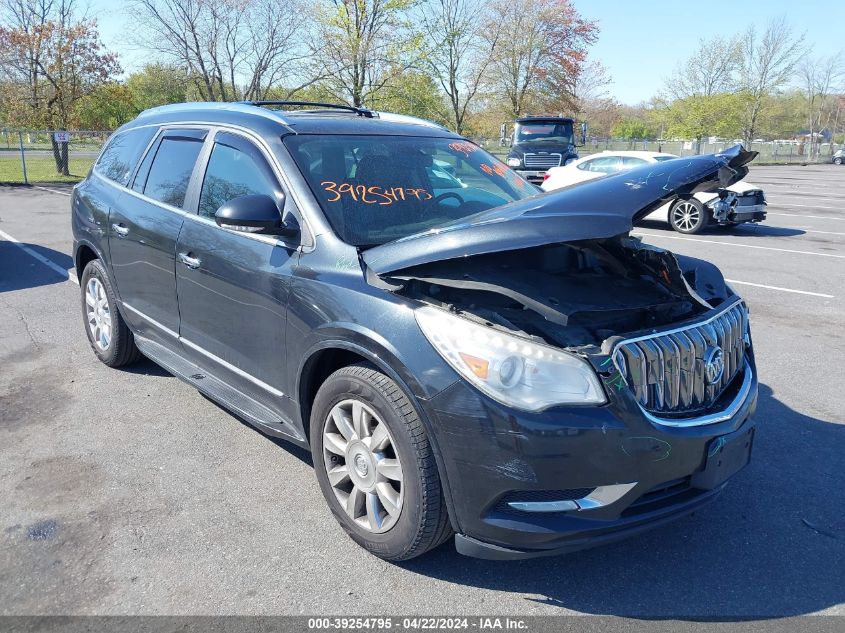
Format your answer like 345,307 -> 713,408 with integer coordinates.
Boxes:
174,129 -> 298,411
108,128 -> 207,344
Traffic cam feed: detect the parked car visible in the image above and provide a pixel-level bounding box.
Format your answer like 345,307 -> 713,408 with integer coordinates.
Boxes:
833,149 -> 844,165
73,102 -> 759,561
542,150 -> 767,234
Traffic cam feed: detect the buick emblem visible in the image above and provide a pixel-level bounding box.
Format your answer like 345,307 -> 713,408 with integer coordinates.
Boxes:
703,346 -> 725,385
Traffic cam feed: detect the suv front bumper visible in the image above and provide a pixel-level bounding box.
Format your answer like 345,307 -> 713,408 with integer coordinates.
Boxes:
424,357 -> 758,559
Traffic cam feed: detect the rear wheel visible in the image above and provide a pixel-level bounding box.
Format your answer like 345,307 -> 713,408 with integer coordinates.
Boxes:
80,259 -> 140,367
670,198 -> 708,234
310,363 -> 452,561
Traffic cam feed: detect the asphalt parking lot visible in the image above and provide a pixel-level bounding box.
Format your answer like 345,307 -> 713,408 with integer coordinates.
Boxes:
1,164 -> 844,618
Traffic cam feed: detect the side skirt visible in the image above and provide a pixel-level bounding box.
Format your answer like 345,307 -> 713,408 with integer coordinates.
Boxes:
134,334 -> 306,445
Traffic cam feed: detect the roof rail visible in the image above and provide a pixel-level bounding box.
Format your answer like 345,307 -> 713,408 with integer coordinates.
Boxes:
246,101 -> 374,118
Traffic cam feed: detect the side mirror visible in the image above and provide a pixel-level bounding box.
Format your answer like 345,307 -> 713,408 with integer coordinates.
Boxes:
579,121 -> 588,147
214,194 -> 299,238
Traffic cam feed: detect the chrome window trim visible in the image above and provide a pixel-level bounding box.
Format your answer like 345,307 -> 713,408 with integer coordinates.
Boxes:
123,302 -> 285,398
93,119 -> 317,251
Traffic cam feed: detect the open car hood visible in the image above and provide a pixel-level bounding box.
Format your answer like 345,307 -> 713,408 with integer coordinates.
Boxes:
363,145 -> 756,275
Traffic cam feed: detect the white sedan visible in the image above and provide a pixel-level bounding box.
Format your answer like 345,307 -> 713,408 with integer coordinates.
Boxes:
541,150 -> 767,234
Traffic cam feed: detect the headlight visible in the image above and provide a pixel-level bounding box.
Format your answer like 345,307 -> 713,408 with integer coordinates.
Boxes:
506,157 -> 521,167
415,306 -> 606,411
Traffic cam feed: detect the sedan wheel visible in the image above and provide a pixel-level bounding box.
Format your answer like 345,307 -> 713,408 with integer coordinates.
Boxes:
322,398 -> 404,534
670,199 -> 708,234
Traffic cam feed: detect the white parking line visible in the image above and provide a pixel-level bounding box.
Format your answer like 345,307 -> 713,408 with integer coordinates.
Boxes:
724,279 -> 834,299
768,212 -> 845,220
0,228 -> 77,285
33,185 -> 72,197
633,231 -> 845,259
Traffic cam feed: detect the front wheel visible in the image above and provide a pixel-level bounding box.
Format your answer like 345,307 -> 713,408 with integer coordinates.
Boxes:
80,259 -> 140,367
310,364 -> 452,561
835,157 -> 843,165
670,198 -> 709,234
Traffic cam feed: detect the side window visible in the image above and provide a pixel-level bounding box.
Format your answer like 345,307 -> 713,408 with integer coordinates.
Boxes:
142,135 -> 205,208
588,156 -> 622,173
576,159 -> 594,171
198,134 -> 279,219
622,157 -> 648,168
95,127 -> 156,186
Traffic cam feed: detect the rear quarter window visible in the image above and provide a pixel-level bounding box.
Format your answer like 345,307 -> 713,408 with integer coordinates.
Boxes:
95,127 -> 157,186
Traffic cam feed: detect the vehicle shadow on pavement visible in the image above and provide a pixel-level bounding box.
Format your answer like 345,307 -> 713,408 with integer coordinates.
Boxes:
636,220 -> 805,238
402,383 -> 845,618
0,242 -> 73,292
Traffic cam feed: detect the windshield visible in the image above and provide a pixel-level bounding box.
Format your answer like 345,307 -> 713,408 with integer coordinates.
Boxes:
653,155 -> 679,162
284,135 -> 534,246
513,121 -> 574,144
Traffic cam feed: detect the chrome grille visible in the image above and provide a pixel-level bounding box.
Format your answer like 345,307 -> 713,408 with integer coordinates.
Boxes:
523,153 -> 562,169
613,301 -> 748,416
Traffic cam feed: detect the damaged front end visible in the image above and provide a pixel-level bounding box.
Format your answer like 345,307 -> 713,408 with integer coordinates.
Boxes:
361,145 -> 756,419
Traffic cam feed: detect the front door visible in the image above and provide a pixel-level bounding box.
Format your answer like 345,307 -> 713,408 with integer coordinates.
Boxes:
108,128 -> 207,344
175,130 -> 298,412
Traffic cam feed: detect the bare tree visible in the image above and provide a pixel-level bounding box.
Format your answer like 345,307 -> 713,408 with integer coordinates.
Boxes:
665,34 -> 742,99
738,16 -> 805,144
798,53 -> 844,157
418,0 -> 495,134
313,0 -> 418,108
480,0 -> 597,119
130,0 -> 312,102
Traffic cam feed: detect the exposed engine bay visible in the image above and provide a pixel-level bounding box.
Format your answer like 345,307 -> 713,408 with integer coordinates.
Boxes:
379,235 -> 732,352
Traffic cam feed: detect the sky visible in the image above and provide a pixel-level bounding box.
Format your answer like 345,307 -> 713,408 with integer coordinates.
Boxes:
87,0 -> 845,106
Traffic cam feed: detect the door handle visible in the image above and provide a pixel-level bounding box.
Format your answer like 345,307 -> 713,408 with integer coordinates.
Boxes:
178,252 -> 201,269
111,223 -> 129,237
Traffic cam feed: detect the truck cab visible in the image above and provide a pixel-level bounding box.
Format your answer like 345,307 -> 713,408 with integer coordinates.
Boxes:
504,116 -> 584,184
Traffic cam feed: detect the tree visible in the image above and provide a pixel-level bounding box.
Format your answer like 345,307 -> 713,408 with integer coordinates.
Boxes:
418,0 -> 495,134
480,0 -> 597,119
665,93 -> 745,150
0,0 -> 121,173
665,35 -> 742,99
126,63 -> 190,112
74,82 -> 135,128
130,0 -> 313,102
797,53 -> 844,157
313,0 -> 419,108
738,16 -> 805,145
368,70 -> 449,125
612,119 -> 656,141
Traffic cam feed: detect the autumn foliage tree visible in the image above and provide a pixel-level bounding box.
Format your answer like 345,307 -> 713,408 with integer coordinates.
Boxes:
481,0 -> 598,118
0,1 -> 120,174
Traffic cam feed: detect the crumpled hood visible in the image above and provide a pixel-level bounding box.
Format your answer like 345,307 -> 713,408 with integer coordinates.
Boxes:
363,145 -> 756,275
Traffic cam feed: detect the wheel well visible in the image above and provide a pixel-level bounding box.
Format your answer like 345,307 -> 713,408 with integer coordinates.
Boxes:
299,348 -> 368,443
75,245 -> 98,280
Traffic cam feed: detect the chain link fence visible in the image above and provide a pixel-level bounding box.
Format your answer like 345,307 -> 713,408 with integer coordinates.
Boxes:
478,136 -> 841,164
1,128 -> 839,184
0,129 -> 110,184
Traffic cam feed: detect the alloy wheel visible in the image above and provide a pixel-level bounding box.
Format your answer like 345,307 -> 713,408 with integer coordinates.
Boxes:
322,398 -> 404,533
672,201 -> 701,232
85,277 -> 112,350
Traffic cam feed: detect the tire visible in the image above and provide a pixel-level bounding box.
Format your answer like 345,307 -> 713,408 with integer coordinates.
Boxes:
80,259 -> 141,367
835,157 -> 843,165
310,363 -> 452,561
669,198 -> 709,234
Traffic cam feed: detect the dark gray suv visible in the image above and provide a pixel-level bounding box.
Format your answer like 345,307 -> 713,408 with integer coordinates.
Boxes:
73,101 -> 759,561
